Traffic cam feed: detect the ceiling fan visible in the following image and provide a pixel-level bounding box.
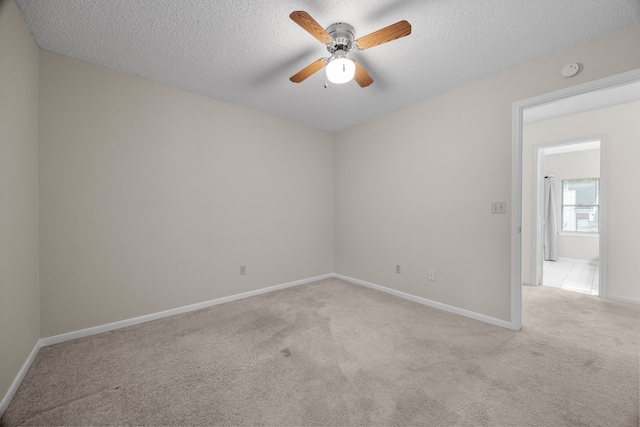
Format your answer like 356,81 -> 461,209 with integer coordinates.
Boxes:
289,11 -> 411,87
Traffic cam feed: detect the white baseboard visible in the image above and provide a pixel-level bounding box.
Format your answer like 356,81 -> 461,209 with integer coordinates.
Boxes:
40,273 -> 333,347
1,273 -> 332,416
557,257 -> 599,266
606,294 -> 640,305
3,271 -> 633,417
333,274 -> 516,330
0,340 -> 42,417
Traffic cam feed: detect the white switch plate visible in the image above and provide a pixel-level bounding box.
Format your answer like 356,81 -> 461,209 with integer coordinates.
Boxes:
491,202 -> 506,214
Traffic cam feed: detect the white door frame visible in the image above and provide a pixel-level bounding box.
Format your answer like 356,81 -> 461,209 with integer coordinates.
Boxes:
531,137 -> 606,296
511,68 -> 640,331
533,148 -> 545,286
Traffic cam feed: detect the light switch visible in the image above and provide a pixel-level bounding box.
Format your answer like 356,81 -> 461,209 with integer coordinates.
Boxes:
491,202 -> 506,214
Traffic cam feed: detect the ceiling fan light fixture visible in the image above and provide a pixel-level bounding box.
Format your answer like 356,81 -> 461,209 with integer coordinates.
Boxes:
290,12 -> 411,87
325,51 -> 355,84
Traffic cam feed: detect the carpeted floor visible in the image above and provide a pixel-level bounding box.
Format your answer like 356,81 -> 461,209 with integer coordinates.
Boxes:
2,278 -> 639,426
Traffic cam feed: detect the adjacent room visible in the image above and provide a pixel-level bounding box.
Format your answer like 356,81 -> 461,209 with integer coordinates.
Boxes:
541,142 -> 601,295
1,0 -> 639,425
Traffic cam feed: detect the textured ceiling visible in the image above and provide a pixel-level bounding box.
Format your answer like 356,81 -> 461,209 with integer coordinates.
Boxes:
16,0 -> 640,132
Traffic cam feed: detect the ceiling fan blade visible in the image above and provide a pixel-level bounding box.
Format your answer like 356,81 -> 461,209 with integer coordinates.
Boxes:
290,11 -> 333,44
354,62 -> 373,87
354,20 -> 411,50
290,59 -> 327,83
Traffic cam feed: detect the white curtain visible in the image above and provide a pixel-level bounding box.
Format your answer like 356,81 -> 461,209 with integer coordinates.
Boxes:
544,176 -> 558,261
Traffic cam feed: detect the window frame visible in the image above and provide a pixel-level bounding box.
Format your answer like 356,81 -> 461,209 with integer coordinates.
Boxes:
560,177 -> 600,234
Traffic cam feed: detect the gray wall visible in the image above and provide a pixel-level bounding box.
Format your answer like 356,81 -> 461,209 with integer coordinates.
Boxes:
38,51 -> 335,337
0,0 -> 40,402
335,25 -> 640,321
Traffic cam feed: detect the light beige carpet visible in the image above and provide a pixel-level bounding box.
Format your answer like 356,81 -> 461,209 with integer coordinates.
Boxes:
2,278 -> 639,426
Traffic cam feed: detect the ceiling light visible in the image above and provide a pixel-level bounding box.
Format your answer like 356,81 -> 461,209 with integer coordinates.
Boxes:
325,50 -> 355,84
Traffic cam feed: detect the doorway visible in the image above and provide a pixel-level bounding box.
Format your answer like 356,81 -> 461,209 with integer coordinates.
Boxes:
532,140 -> 603,296
510,67 -> 640,331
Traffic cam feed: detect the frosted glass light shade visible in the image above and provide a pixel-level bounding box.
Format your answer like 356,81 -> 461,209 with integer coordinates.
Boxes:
326,57 -> 355,84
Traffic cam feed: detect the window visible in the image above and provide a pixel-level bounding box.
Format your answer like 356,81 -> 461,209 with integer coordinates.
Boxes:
561,178 -> 599,233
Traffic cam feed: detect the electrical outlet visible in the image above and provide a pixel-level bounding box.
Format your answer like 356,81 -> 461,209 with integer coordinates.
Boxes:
240,265 -> 246,275
396,264 -> 401,274
428,270 -> 436,282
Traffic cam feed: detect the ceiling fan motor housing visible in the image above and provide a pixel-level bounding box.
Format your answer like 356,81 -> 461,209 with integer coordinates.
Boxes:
326,22 -> 355,53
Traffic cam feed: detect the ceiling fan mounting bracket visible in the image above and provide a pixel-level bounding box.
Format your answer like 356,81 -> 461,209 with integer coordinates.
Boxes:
325,22 -> 355,54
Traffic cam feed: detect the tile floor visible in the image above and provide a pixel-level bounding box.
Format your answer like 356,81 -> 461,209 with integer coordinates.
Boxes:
542,258 -> 599,295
